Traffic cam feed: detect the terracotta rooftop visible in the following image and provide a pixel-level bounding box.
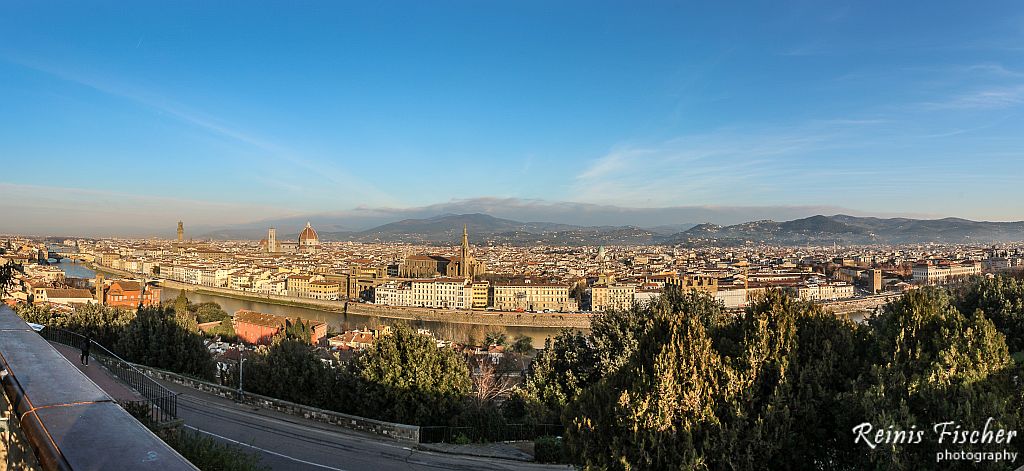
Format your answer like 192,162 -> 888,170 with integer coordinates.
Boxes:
43,288 -> 93,299
233,309 -> 326,329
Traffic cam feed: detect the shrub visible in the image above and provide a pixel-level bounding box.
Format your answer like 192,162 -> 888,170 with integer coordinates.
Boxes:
162,429 -> 267,471
533,435 -> 564,463
124,401 -> 266,471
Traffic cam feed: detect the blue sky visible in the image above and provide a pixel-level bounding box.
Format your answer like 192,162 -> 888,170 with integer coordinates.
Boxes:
2,1 -> 1024,234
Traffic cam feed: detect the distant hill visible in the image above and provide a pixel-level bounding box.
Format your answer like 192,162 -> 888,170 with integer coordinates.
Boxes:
202,212 -> 1024,246
318,213 -> 661,245
644,223 -> 699,235
662,214 -> 1024,246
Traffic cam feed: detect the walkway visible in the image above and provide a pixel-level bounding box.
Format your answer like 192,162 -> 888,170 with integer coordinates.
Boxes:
48,341 -> 145,403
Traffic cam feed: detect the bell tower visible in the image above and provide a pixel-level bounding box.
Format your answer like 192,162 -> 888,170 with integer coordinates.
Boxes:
94,273 -> 105,305
460,224 -> 471,279
177,221 -> 184,242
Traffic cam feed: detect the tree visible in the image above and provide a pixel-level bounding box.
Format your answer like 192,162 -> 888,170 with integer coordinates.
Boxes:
484,330 -> 508,347
239,338 -> 339,409
852,287 -> 1020,470
116,306 -> 215,380
590,286 -> 735,377
523,329 -> 599,425
351,323 -> 472,425
195,302 -> 230,323
588,300 -> 653,377
0,260 -> 21,296
471,357 -> 516,406
564,290 -> 869,470
953,275 -> 1024,355
566,293 -> 725,469
510,335 -> 533,354
205,318 -> 237,342
173,291 -> 198,332
569,284 -> 585,307
16,302 -> 134,348
280,317 -> 313,344
15,302 -> 214,379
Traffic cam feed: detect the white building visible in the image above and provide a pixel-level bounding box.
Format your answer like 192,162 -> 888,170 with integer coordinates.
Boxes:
633,288 -> 662,307
715,288 -> 747,308
410,278 -> 472,309
374,281 -> 414,307
796,282 -> 854,301
912,261 -> 982,285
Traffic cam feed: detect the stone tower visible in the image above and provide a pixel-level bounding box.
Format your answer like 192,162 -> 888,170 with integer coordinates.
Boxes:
94,273 -> 105,305
460,224 -> 470,279
177,221 -> 184,242
268,227 -> 277,253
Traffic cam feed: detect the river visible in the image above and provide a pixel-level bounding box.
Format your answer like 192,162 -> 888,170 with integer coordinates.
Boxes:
51,260 -> 566,346
51,260 -> 870,344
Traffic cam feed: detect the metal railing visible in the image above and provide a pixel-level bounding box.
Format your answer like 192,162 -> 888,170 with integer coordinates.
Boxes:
38,326 -> 179,425
419,423 -> 564,444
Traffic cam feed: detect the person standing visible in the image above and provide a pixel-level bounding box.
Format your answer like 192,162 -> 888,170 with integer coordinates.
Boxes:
80,334 -> 91,366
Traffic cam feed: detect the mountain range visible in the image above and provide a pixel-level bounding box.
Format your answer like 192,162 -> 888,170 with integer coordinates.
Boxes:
665,214 -> 1024,246
203,213 -> 1024,246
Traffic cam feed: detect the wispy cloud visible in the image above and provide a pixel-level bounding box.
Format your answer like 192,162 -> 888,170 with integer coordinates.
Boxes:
0,53 -> 396,205
959,63 -> 1024,78
572,126 -> 841,207
777,44 -> 833,57
920,85 -> 1024,110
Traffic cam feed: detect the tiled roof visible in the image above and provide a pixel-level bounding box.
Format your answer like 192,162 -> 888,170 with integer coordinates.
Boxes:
109,281 -> 143,292
233,309 -> 326,329
44,288 -> 93,299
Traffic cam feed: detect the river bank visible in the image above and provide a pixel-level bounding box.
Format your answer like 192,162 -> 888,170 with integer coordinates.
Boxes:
71,261 -> 584,344
69,261 -> 879,338
155,277 -> 593,330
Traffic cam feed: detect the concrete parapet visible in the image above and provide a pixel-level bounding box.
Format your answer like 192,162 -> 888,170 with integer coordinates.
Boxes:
0,306 -> 197,470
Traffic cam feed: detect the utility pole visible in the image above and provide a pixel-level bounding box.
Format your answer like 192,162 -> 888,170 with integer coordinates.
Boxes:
237,350 -> 246,400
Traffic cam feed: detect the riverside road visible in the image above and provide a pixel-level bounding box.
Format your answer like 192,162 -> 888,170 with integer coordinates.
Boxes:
157,379 -> 569,471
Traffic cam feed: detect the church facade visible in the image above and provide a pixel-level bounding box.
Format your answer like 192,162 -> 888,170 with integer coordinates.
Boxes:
399,225 -> 485,279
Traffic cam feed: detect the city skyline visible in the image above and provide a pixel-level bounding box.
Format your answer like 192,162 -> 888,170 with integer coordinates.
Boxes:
5,3 -> 1024,470
3,1 -> 1024,235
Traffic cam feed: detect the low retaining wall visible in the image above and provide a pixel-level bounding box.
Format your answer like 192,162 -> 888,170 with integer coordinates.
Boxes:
133,365 -> 421,443
823,294 -> 902,314
346,303 -> 593,329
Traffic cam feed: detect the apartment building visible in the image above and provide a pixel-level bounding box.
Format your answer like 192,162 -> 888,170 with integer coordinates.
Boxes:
492,282 -> 575,312
308,280 -> 340,300
795,282 -> 854,301
912,261 -> 982,285
590,283 -> 637,312
411,278 -> 472,309
374,281 -> 413,307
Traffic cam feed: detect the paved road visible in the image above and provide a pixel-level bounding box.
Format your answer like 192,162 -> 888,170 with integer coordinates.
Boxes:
158,380 -> 569,471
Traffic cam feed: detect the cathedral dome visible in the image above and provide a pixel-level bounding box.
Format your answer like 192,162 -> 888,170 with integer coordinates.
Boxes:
299,222 -> 319,246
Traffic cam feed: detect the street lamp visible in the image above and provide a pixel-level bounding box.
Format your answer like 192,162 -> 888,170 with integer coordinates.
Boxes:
237,351 -> 248,400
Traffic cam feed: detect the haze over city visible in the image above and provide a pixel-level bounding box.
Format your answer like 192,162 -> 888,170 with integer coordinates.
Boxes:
4,1 -> 1024,236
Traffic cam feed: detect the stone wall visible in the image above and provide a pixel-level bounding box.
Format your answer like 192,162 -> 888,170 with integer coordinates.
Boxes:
822,293 -> 901,314
134,365 -> 421,443
346,303 -> 593,329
